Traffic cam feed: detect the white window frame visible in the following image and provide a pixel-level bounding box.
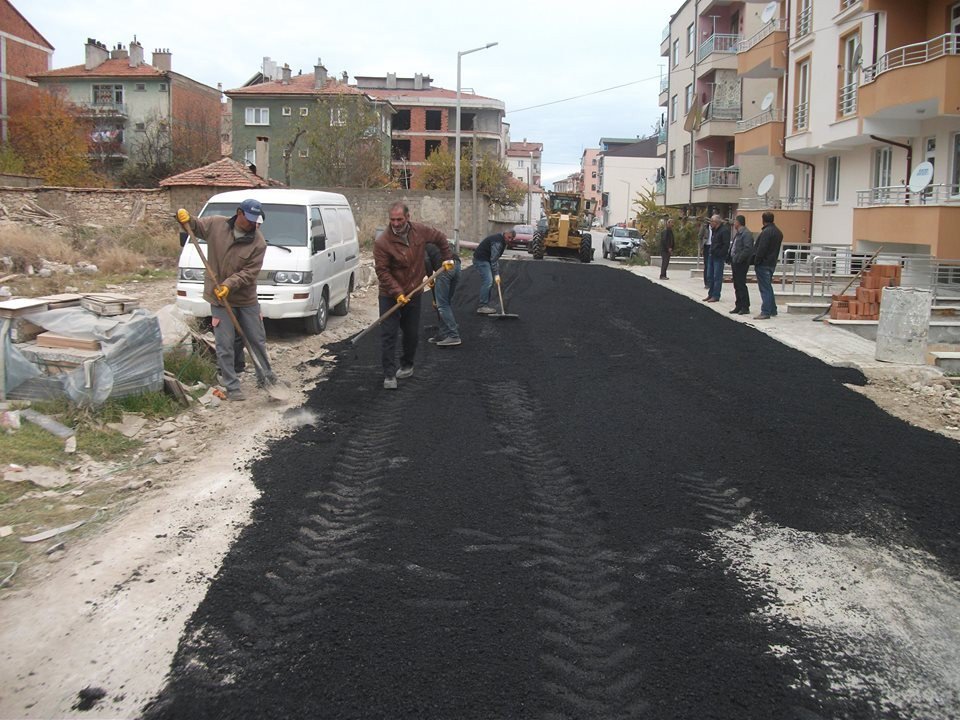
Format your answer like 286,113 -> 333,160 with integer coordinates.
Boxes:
330,108 -> 346,126
873,147 -> 892,189
951,133 -> 960,197
797,0 -> 812,37
244,149 -> 256,164
298,148 -> 309,158
134,83 -> 146,92
684,84 -> 693,113
245,107 -> 270,126
825,155 -> 840,204
300,107 -> 309,117
92,84 -> 123,105
669,149 -> 676,178
281,106 -> 292,116
158,82 -> 168,93
795,59 -> 810,131
672,39 -> 679,68
787,163 -> 811,205
840,33 -> 860,117
686,24 -> 695,54
671,95 -> 678,123
682,144 -> 691,175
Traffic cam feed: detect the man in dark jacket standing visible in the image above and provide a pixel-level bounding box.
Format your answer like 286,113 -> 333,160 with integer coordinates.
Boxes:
704,214 -> 730,303
752,211 -> 784,319
374,202 -> 453,389
659,218 -> 675,279
727,215 -> 755,315
473,230 -> 515,314
177,199 -> 273,402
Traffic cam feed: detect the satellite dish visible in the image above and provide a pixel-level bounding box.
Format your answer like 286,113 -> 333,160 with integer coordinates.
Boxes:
851,43 -> 863,67
908,162 -> 934,193
760,92 -> 775,112
761,1 -> 779,24
757,173 -> 775,197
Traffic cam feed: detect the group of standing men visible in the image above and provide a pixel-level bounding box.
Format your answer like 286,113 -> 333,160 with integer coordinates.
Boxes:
699,211 -> 784,320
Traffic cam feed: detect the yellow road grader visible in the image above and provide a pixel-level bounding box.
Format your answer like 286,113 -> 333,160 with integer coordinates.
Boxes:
530,192 -> 595,263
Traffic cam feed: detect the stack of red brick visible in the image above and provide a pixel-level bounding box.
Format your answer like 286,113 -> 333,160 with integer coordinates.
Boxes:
829,264 -> 902,320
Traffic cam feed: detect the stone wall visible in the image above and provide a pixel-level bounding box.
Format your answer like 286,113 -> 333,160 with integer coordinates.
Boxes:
0,184 -> 493,247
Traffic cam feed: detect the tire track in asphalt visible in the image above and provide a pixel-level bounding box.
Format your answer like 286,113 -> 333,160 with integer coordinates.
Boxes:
481,379 -> 648,720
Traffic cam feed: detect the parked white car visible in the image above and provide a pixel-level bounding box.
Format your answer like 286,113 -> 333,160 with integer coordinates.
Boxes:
602,227 -> 643,260
176,189 -> 359,334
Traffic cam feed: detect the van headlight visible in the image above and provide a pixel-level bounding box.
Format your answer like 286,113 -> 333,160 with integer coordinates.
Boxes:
179,267 -> 205,282
270,271 -> 312,284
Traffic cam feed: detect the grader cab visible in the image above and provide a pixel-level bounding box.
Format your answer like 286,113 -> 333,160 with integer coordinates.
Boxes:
531,192 -> 595,263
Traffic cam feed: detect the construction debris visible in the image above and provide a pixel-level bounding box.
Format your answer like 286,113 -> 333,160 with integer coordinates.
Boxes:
80,293 -> 140,317
19,519 -> 85,543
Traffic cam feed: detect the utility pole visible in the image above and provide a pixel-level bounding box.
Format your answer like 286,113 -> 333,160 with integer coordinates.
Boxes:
471,131 -> 478,243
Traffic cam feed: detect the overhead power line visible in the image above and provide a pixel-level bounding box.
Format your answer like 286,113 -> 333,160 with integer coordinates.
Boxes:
509,75 -> 661,114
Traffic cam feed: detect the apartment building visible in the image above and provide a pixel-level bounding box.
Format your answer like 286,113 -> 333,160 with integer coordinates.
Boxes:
0,0 -> 53,142
506,139 -> 542,187
32,38 -> 220,176
776,0 -> 960,259
597,137 -> 664,227
657,0 -> 778,221
581,148 -> 602,211
357,73 -> 506,188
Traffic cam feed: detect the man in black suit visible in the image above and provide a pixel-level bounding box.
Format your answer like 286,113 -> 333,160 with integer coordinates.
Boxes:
753,211 -> 784,319
703,214 -> 729,303
727,215 -> 755,315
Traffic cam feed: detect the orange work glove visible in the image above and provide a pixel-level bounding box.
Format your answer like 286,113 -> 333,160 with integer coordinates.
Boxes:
214,285 -> 230,300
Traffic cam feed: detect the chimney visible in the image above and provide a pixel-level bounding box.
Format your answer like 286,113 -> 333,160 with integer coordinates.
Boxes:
85,39 -> 109,69
110,43 -> 128,60
281,63 -> 291,85
152,47 -> 171,71
314,58 -> 327,89
129,38 -> 144,68
341,71 -> 348,83
414,73 -> 423,90
255,136 -> 270,181
386,72 -> 397,89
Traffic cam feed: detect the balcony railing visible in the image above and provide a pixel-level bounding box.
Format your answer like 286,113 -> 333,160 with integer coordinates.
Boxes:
698,33 -> 741,62
655,178 -> 666,195
856,184 -> 960,206
738,196 -> 811,210
657,126 -> 667,143
862,33 -> 960,83
693,166 -> 740,189
838,81 -> 858,116
793,101 -> 809,131
662,25 -> 670,41
704,102 -> 742,121
797,5 -> 812,38
659,75 -> 669,93
839,0 -> 859,10
738,18 -> 788,53
736,107 -> 785,132
76,102 -> 128,117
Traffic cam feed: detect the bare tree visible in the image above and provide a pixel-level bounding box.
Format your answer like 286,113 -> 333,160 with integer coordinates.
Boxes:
301,94 -> 389,188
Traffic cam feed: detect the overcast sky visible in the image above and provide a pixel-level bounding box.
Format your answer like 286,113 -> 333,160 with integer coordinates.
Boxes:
29,0 -> 677,188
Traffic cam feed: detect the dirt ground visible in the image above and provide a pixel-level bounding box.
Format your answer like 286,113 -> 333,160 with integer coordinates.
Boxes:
1,256 -> 958,718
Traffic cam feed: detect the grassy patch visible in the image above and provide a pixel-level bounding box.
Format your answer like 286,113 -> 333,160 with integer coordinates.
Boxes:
164,347 -> 218,386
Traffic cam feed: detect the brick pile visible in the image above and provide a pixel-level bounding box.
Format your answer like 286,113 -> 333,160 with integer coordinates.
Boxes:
829,264 -> 902,320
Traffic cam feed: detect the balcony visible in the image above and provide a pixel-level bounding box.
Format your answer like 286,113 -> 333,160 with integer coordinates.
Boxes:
738,19 -> 788,78
853,184 -> 960,257
693,165 -> 740,189
859,34 -> 960,120
655,178 -> 666,196
659,75 -> 669,107
661,25 -> 671,57
735,108 -> 785,155
75,102 -> 129,118
793,101 -> 809,133
698,102 -> 740,139
795,5 -> 812,41
838,81 -> 858,118
738,196 -> 811,211
697,33 -> 741,74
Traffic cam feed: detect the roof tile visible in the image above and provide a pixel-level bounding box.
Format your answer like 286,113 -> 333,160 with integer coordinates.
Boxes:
159,158 -> 277,188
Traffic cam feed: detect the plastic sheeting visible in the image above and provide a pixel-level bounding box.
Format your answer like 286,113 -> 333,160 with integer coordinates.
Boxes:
3,308 -> 164,406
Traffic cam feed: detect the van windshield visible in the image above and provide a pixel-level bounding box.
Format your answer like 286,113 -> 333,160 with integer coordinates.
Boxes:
199,203 -> 308,247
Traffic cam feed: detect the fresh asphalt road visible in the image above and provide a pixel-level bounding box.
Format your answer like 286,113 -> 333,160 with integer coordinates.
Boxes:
144,259 -> 960,720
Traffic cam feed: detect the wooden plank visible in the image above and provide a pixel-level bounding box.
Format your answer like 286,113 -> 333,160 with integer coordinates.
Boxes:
35,332 -> 101,351
36,293 -> 82,309
0,298 -> 48,318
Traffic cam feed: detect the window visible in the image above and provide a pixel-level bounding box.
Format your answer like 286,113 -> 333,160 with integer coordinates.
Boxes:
135,122 -> 145,131
300,107 -> 309,116
797,0 -> 812,37
330,108 -> 346,126
134,83 -> 146,92
687,23 -> 695,54
787,163 -> 811,205
425,139 -> 442,156
425,110 -> 442,130
244,149 -> 256,164
825,156 -> 840,203
282,107 -> 292,116
158,82 -> 168,92
839,33 -> 860,116
951,133 -> 960,196
92,84 -> 123,105
591,184 -> 596,191
591,158 -> 597,165
517,159 -> 524,168
672,39 -> 679,68
669,149 -> 676,177
795,59 -> 810,131
391,138 -> 411,160
671,94 -> 678,123
873,147 -> 892,190
394,109 -> 411,130
245,107 -> 269,126
682,144 -> 691,174
591,171 -> 597,178
684,84 -> 693,113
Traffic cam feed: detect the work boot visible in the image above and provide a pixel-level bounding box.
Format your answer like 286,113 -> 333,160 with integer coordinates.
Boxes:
383,377 -> 398,390
436,337 -> 462,347
227,389 -> 246,401
476,306 -> 496,315
427,335 -> 443,344
396,365 -> 414,379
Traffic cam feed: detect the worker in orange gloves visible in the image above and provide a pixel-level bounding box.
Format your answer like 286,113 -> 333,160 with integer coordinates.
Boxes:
176,200 -> 274,401
373,201 -> 454,389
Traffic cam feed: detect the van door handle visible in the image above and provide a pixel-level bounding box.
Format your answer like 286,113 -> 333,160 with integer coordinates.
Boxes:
329,250 -> 336,261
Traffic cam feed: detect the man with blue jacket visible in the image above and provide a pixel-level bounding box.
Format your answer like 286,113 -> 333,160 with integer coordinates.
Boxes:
473,230 -> 515,314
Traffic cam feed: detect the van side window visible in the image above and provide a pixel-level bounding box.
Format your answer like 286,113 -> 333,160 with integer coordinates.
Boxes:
320,208 -> 343,248
336,208 -> 357,244
310,207 -> 326,253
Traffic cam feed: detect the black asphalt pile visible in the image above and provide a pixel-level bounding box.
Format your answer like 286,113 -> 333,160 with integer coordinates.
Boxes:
144,261 -> 960,720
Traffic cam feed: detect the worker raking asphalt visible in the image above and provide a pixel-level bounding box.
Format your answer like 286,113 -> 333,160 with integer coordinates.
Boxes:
144,260 -> 960,720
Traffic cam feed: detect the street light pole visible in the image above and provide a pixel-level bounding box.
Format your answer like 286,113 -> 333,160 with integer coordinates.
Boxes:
455,42 -> 498,254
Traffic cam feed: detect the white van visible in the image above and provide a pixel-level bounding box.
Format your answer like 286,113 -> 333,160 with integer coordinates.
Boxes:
175,189 -> 360,334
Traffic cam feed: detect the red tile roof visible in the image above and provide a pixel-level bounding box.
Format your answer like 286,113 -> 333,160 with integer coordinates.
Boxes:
31,58 -> 167,79
507,141 -> 543,156
362,85 -> 497,102
226,75 -> 366,96
159,157 -> 276,188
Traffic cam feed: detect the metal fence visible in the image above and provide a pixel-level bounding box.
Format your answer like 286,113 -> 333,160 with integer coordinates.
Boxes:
737,196 -> 811,210
693,166 -> 740,189
793,101 -> 809,132
856,184 -> 960,206
863,33 -> 959,83
698,33 -> 741,61
838,81 -> 858,116
737,18 -> 788,53
736,108 -> 785,133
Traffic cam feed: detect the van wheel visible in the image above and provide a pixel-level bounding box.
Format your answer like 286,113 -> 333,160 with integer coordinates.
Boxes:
305,294 -> 328,334
332,277 -> 353,316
